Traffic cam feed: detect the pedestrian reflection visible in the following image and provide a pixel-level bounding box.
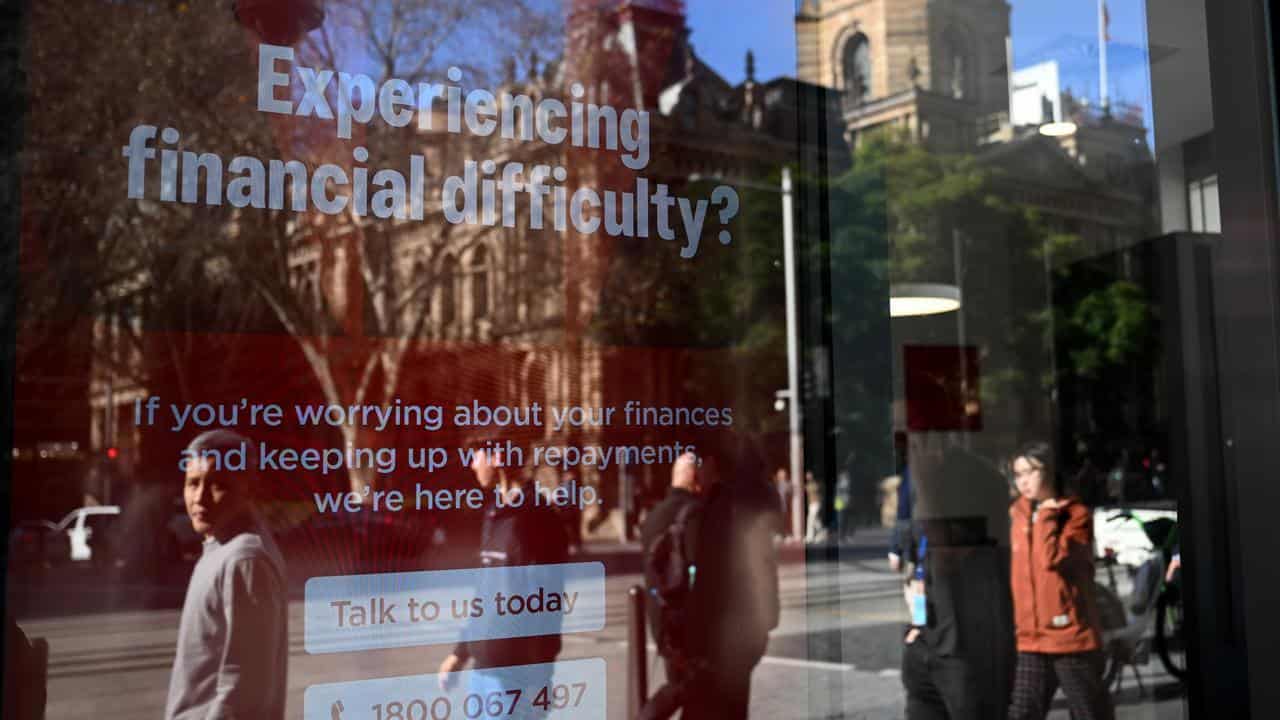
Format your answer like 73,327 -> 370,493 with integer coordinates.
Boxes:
1008,442 -> 1113,720
166,429 -> 289,720
640,437 -> 781,719
437,432 -> 569,694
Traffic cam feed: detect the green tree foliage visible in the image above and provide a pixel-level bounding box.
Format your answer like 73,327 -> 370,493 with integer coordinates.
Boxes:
1065,280 -> 1156,378
589,174 -> 789,434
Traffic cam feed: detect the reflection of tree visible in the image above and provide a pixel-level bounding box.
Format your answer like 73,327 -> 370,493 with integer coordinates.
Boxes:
1062,280 -> 1155,378
872,133 -> 990,284
822,144 -> 893,496
21,2 -> 277,415
1052,257 -> 1160,464
20,1 -> 558,491
842,133 -> 1154,458
589,176 -> 789,435
857,133 -> 1159,466
315,0 -> 556,82
241,0 -> 559,492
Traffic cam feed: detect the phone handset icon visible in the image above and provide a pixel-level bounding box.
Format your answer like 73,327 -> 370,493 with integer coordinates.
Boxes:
331,700 -> 345,720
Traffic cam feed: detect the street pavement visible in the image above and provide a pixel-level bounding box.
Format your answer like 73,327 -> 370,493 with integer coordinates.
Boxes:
10,530 -> 1188,719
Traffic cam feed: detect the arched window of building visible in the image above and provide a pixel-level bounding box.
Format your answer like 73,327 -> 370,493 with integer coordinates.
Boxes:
410,257 -> 430,333
940,26 -> 972,100
842,33 -> 871,104
440,254 -> 458,326
292,260 -> 319,312
470,244 -> 490,320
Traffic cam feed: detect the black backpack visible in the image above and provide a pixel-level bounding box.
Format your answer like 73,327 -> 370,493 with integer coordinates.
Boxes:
644,500 -> 702,658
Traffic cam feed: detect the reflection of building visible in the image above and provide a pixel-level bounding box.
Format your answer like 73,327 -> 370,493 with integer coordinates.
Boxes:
79,0 -> 844,528
795,0 -> 1159,491
1146,0 -> 1219,236
797,0 -> 1012,149
1011,61 -> 1064,127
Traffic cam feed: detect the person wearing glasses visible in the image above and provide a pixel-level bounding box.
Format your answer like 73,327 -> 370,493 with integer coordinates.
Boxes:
1007,442 -> 1113,720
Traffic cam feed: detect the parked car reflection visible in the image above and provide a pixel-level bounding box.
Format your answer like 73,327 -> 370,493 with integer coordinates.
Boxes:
7,505 -> 121,570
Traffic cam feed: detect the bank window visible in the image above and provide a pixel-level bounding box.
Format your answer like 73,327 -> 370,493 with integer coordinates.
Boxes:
4,1 -> 1276,719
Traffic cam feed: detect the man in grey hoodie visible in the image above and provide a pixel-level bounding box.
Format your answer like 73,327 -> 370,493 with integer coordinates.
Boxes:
165,430 -> 288,720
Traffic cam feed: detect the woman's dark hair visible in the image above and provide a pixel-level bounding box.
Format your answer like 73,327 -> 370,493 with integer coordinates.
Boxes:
1012,440 -> 1063,497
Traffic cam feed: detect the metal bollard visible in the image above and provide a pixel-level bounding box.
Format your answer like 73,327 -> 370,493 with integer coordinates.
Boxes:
627,585 -> 648,720
30,637 -> 47,720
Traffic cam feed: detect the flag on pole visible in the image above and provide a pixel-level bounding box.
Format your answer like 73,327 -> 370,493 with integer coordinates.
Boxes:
1098,0 -> 1110,110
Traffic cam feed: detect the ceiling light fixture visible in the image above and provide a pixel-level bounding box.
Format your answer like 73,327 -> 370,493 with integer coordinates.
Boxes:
890,283 -> 962,317
1039,121 -> 1078,137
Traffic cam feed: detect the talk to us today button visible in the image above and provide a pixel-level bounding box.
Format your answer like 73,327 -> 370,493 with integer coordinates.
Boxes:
304,562 -> 606,654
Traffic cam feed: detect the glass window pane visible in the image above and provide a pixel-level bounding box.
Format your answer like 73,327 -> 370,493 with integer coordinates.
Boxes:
1,1 -> 1268,717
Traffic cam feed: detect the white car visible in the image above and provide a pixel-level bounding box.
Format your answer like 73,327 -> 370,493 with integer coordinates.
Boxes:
57,505 -> 121,562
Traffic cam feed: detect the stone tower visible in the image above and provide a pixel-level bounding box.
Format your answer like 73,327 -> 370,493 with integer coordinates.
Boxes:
796,0 -> 1012,148
563,0 -> 687,111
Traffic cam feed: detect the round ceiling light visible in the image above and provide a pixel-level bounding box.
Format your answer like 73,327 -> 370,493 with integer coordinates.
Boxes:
889,283 -> 962,318
1039,121 -> 1078,137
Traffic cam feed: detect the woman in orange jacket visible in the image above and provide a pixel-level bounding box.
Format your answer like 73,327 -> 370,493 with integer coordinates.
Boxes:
1007,442 -> 1114,720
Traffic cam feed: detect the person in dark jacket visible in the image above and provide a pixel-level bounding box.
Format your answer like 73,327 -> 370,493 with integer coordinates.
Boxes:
640,451 -> 711,666
640,437 -> 780,720
437,435 -> 569,691
687,437 -> 781,719
898,441 -> 1015,720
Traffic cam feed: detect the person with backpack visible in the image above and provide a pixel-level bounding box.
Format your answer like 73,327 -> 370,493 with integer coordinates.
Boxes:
640,451 -> 710,701
640,439 -> 781,720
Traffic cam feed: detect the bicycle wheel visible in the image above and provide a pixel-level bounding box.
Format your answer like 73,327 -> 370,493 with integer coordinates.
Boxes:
1155,584 -> 1188,680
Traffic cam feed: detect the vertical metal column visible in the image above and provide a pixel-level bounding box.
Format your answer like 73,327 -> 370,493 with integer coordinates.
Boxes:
1200,0 -> 1280,714
782,166 -> 806,539
627,585 -> 648,720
